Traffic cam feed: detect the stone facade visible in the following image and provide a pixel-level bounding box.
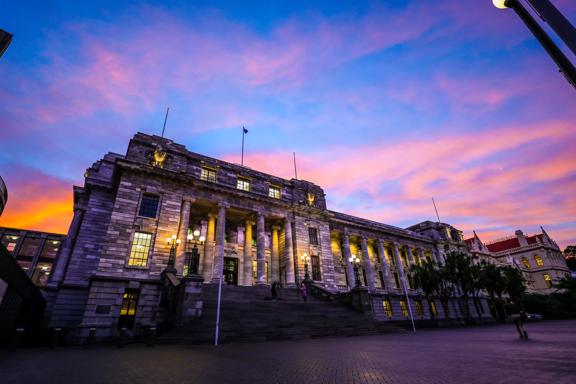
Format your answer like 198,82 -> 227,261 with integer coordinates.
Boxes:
468,228 -> 571,294
45,133 -> 492,341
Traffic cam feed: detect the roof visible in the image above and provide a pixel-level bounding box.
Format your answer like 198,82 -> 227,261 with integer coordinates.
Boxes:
486,237 -> 520,252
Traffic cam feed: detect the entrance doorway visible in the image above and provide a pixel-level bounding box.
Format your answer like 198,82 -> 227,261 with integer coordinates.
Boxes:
223,257 -> 238,285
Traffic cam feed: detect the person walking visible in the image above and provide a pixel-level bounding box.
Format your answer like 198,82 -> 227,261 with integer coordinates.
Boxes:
504,299 -> 528,339
299,281 -> 308,303
271,281 -> 278,301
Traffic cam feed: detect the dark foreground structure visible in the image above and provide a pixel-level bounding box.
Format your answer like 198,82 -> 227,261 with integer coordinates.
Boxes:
1,320 -> 575,384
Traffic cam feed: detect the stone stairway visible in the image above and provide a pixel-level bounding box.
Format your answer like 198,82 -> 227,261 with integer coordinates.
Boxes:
157,284 -> 403,344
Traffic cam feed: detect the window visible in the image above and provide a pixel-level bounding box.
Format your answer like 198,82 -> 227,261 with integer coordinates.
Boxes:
127,232 -> 152,267
118,289 -> 139,329
521,257 -> 530,269
138,194 -> 159,218
429,300 -> 437,317
543,273 -> 552,288
40,240 -> 61,259
383,299 -> 393,318
311,255 -> 321,281
378,270 -> 385,289
1,235 -> 19,253
393,273 -> 400,289
415,300 -> 424,318
407,274 -> 413,290
268,185 -> 281,199
534,255 -> 544,267
237,177 -> 250,192
31,263 -> 52,287
308,227 -> 319,246
200,167 -> 217,182
400,299 -> 409,317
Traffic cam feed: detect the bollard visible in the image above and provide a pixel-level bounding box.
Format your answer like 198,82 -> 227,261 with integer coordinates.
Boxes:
50,328 -> 62,350
147,327 -> 156,347
10,328 -> 25,352
117,327 -> 127,348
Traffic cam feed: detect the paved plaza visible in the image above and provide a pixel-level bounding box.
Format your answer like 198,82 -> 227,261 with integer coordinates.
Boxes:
1,321 -> 575,384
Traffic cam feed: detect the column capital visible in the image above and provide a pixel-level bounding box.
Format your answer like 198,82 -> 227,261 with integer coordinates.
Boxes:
182,196 -> 195,203
207,213 -> 218,219
272,225 -> 282,231
217,202 -> 230,209
245,220 -> 255,226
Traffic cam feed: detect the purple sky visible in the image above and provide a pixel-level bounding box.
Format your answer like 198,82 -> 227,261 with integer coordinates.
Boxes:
1,0 -> 575,248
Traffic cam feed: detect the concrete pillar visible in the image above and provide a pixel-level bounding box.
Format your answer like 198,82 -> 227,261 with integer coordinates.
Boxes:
342,228 -> 355,290
406,244 -> 415,267
419,247 -> 426,265
284,217 -> 296,287
361,237 -> 375,292
202,213 -> 217,281
393,243 -> 407,284
377,239 -> 394,290
211,205 -> 226,283
175,199 -> 192,276
256,213 -> 266,285
243,220 -> 254,286
271,225 -> 280,283
48,207 -> 85,287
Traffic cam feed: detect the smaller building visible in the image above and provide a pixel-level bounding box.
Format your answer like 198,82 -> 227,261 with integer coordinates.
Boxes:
467,228 -> 571,293
0,227 -> 66,287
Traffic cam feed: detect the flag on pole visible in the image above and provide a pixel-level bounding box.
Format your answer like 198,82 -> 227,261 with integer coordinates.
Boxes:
243,127 -> 248,134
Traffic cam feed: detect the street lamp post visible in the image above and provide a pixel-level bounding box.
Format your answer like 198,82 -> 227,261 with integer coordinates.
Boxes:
349,254 -> 361,288
492,0 -> 576,88
301,253 -> 311,282
185,229 -> 206,276
166,235 -> 181,269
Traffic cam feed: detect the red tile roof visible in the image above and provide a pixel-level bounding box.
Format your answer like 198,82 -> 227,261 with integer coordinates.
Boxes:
486,237 -> 520,252
526,234 -> 543,244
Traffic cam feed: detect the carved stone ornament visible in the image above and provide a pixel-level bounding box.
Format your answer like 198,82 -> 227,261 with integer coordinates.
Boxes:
306,191 -> 315,207
152,145 -> 167,168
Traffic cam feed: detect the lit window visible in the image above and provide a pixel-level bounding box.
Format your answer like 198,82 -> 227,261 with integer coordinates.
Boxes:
268,185 -> 281,199
200,167 -> 217,182
383,299 -> 393,318
429,300 -> 437,317
118,289 -> 139,330
1,235 -> 19,253
237,177 -> 250,192
415,300 -> 424,318
543,273 -> 552,288
308,227 -> 319,246
138,194 -> 159,218
252,260 -> 257,284
40,240 -> 61,258
31,262 -> 53,287
400,299 -> 409,317
521,257 -> 530,269
127,232 -> 152,267
534,255 -> 544,267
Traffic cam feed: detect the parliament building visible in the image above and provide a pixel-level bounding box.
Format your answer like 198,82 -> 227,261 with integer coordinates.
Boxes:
37,133 -> 494,341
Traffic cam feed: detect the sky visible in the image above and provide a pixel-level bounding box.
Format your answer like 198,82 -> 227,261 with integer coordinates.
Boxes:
1,0 -> 575,249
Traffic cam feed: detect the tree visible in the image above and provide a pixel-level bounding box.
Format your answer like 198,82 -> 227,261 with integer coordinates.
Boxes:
563,245 -> 576,271
412,261 -> 440,320
478,262 -> 507,321
444,251 -> 476,322
502,266 -> 525,303
436,267 -> 455,320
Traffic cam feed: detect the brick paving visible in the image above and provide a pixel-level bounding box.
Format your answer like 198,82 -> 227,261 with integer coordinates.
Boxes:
1,320 -> 575,384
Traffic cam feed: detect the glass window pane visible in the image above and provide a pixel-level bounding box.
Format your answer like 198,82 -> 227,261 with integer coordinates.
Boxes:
127,232 -> 152,267
31,262 -> 53,287
138,195 -> 159,218
1,235 -> 19,253
40,239 -> 61,259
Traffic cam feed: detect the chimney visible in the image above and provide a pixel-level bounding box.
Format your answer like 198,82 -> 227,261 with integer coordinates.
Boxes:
515,230 -> 528,247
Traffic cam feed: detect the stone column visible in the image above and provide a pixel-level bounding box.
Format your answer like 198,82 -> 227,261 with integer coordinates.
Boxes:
361,237 -> 375,292
377,239 -> 394,290
211,205 -> 226,283
202,213 -> 217,281
256,213 -> 266,285
342,228 -> 355,290
271,225 -> 280,283
175,198 -> 192,275
48,207 -> 85,287
243,220 -> 254,286
406,245 -> 415,267
284,217 -> 296,287
419,247 -> 426,264
393,243 -> 407,286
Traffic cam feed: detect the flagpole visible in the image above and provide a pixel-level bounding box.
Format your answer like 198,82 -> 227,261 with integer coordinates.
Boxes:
241,127 -> 245,166
432,197 -> 441,223
293,152 -> 298,179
